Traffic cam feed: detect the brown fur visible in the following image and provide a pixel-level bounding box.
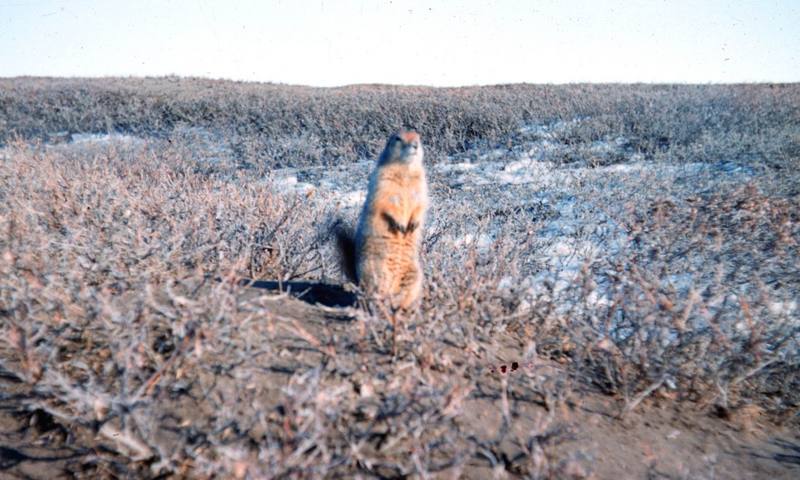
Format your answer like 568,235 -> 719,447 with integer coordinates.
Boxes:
354,130 -> 429,310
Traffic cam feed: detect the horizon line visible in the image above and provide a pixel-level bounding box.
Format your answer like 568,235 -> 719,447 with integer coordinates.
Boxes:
2,74 -> 799,89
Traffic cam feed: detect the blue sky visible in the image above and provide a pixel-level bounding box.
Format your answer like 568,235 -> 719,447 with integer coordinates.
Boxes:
1,0 -> 798,86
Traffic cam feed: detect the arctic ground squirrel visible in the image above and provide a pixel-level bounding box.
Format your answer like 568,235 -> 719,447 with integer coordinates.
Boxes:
337,130 -> 429,310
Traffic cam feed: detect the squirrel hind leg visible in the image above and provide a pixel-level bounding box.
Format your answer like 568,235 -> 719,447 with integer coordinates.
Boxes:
394,268 -> 422,310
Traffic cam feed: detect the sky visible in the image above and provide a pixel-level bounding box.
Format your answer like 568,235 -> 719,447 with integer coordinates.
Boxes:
1,0 -> 798,86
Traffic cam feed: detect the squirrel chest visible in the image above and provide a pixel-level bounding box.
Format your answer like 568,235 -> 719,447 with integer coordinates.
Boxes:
369,165 -> 427,239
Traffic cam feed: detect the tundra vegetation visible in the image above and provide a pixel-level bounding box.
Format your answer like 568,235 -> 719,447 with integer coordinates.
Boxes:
1,78 -> 799,478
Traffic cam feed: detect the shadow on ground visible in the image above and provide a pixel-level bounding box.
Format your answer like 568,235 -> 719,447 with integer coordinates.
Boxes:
0,445 -> 85,471
241,279 -> 358,308
771,439 -> 800,467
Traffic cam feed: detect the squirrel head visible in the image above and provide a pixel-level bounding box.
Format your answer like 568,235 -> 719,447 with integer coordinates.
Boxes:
379,130 -> 424,166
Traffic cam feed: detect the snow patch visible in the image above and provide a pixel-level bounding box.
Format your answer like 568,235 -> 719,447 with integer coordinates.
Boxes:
70,133 -> 137,144
768,300 -> 798,317
273,175 -> 315,195
336,190 -> 367,208
435,161 -> 479,173
446,233 -> 494,249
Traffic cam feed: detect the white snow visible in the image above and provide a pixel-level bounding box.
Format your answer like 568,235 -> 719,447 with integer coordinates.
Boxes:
435,161 -> 479,173
336,190 -> 367,208
272,174 -> 315,195
768,300 -> 798,316
70,132 -> 137,144
445,233 -> 495,250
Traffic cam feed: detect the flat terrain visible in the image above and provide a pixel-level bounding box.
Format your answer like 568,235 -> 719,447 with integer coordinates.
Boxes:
1,79 -> 799,478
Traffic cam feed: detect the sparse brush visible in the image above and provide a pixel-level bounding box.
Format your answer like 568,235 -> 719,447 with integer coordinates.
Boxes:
1,80 -> 798,478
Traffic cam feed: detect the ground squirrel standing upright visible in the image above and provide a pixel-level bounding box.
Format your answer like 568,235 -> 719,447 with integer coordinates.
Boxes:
340,130 -> 429,310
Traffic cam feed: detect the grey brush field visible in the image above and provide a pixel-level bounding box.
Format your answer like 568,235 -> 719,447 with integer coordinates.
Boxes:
1,78 -> 799,479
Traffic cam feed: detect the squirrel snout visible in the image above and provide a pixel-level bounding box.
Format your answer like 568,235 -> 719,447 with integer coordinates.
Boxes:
404,143 -> 421,159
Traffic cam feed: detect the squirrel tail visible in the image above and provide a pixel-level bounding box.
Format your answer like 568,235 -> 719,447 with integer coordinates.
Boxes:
332,219 -> 358,283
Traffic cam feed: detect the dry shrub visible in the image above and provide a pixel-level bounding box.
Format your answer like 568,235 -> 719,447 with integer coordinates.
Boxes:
3,78 -> 798,168
1,138 -> 585,478
1,80 -> 798,478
